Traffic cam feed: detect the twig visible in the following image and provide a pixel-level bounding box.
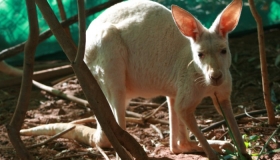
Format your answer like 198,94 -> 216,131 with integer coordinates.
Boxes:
27,126 -> 76,149
201,109 -> 268,133
248,0 -> 276,125
32,80 -> 89,107
126,111 -> 169,125
32,65 -> 73,81
126,110 -> 142,118
244,107 -> 265,123
6,0 -> 39,159
257,125 -> 280,159
144,101 -> 167,120
70,116 -> 96,124
51,74 -> 75,85
126,117 -> 145,125
129,101 -> 162,107
96,145 -> 111,160
33,61 -> 70,70
150,124 -> 163,139
217,131 -> 229,140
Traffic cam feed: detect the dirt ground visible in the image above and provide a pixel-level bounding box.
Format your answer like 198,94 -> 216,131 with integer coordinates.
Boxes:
0,29 -> 280,160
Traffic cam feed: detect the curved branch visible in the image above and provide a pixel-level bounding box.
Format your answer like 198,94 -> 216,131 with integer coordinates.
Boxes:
248,0 -> 276,125
6,0 -> 39,159
74,0 -> 86,64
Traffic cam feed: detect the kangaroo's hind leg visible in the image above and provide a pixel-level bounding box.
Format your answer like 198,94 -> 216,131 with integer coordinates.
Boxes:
85,23 -> 129,148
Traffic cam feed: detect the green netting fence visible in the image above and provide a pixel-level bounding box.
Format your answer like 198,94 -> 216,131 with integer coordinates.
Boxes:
0,0 -> 279,65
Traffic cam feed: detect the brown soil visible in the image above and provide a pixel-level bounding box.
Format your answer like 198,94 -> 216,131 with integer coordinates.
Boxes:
0,29 -> 280,160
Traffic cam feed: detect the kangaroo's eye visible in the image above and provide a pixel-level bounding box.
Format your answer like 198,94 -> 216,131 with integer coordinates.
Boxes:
221,49 -> 227,54
198,52 -> 204,58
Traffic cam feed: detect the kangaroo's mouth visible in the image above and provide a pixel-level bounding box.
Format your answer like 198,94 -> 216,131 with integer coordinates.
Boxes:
209,75 -> 223,86
210,79 -> 223,86
207,69 -> 224,86
194,72 -> 224,87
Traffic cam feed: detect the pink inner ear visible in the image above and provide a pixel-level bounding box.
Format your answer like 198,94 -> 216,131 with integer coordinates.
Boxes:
180,20 -> 198,41
218,0 -> 242,37
171,5 -> 200,41
220,13 -> 239,37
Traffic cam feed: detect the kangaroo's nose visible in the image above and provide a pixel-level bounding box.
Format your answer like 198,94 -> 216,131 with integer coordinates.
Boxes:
210,71 -> 222,81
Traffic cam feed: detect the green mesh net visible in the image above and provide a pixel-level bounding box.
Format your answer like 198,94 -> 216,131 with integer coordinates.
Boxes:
0,0 -> 107,64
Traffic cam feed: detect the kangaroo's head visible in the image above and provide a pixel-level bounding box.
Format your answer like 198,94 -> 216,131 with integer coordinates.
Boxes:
171,0 -> 242,86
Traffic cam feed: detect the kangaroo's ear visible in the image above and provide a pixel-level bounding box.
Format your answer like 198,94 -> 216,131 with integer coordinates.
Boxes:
211,0 -> 243,37
171,5 -> 204,41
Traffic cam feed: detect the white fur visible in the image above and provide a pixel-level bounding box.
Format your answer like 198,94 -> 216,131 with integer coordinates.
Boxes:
84,0 -> 246,159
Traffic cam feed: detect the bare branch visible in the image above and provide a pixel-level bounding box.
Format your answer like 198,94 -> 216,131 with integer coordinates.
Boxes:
248,0 -> 276,125
32,80 -> 89,107
75,0 -> 86,64
6,0 -> 39,159
96,145 -> 111,160
126,111 -> 169,125
150,124 -> 163,139
70,116 -> 96,124
201,109 -> 268,133
144,101 -> 167,120
56,0 -> 71,37
0,65 -> 73,89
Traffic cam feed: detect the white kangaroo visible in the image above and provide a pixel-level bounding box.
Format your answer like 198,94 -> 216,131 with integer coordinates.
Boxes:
84,0 -> 249,159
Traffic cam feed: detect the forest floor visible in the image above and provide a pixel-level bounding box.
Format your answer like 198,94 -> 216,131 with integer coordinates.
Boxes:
0,29 -> 280,160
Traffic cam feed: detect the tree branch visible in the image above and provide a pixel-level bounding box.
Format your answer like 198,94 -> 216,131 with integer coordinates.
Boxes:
6,0 -> 39,159
248,0 -> 276,125
74,0 -> 86,64
56,0 -> 71,37
0,65 -> 73,89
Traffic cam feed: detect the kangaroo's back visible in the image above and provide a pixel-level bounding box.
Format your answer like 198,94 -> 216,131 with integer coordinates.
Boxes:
85,0 -> 190,97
